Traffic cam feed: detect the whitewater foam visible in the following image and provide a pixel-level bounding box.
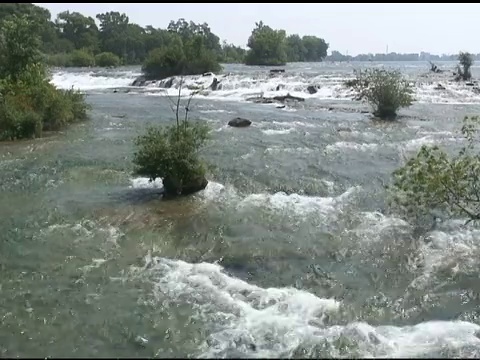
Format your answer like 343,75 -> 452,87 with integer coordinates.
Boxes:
49,67 -> 480,105
130,255 -> 480,358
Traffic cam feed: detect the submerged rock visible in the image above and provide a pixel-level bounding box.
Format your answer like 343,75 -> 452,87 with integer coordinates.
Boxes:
228,117 -> 252,127
162,175 -> 208,197
434,83 -> 446,90
270,69 -> 285,74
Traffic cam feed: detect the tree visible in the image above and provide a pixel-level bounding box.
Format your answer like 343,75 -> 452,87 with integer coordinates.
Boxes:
132,79 -> 210,196
220,41 -> 246,63
0,14 -> 44,81
245,21 -> 287,66
167,18 -> 222,58
456,52 -> 473,81
285,34 -> 306,62
348,68 -> 414,120
55,11 -> 99,52
389,115 -> 480,225
302,35 -> 328,61
96,11 -> 129,58
142,33 -> 221,80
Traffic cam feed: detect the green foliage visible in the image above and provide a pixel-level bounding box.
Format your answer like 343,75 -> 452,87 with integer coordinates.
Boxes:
133,122 -> 210,183
45,53 -> 71,67
245,23 -> 329,65
0,14 -> 44,81
245,21 -> 287,66
349,68 -> 414,119
133,79 -> 211,196
95,52 -> 120,67
0,5 -> 330,66
456,52 -> 473,81
301,35 -> 329,62
142,34 -> 221,80
0,15 -> 89,141
219,41 -> 246,63
389,115 -> 480,224
69,49 -> 95,67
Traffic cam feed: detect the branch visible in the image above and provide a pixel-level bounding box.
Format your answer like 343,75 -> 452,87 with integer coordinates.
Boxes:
438,177 -> 480,221
176,76 -> 183,131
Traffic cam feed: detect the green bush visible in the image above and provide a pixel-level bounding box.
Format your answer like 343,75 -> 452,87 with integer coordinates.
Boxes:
69,49 -> 95,67
388,115 -> 480,224
133,122 -> 210,196
0,15 -> 90,140
351,68 -> 414,120
95,52 -> 120,67
45,53 -> 71,67
143,46 -> 186,80
133,80 -> 210,196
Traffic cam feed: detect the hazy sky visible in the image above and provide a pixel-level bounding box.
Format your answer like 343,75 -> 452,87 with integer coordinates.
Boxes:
35,3 -> 480,56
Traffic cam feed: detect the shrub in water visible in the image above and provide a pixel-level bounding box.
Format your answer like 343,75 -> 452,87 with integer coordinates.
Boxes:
350,68 -> 414,120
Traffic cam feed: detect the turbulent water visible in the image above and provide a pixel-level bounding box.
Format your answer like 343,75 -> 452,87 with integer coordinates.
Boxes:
1,61 -> 480,358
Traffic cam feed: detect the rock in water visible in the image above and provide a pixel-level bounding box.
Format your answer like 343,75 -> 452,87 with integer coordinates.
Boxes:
131,75 -> 146,86
210,78 -> 219,91
162,176 -> 208,197
228,117 -> 252,127
307,85 -> 318,94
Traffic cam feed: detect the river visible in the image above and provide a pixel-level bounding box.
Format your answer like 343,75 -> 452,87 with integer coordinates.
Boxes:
1,61 -> 479,357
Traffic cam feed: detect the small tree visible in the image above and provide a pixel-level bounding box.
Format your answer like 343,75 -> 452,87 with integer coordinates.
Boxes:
455,52 -> 473,81
132,78 -> 210,197
388,115 -> 480,225
350,68 -> 414,120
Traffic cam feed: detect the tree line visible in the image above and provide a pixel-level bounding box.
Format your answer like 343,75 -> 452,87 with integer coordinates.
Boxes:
0,3 -> 329,68
328,50 -> 480,62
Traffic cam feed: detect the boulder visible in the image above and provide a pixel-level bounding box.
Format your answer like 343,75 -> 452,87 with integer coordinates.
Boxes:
210,78 -> 220,91
307,85 -> 318,94
132,75 -> 146,87
228,117 -> 252,127
162,175 -> 208,197
466,82 -> 475,86
434,83 -> 446,90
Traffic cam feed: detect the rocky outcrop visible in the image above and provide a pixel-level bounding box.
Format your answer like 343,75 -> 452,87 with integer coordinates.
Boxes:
272,94 -> 305,102
162,175 -> 208,197
307,85 -> 318,94
246,93 -> 305,104
132,75 -> 146,87
228,117 -> 252,127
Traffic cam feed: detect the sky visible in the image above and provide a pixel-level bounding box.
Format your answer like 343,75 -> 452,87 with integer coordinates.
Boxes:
34,3 -> 480,56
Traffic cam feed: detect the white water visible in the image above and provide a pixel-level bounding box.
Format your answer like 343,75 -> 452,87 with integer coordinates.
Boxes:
50,66 -> 480,105
129,254 -> 480,358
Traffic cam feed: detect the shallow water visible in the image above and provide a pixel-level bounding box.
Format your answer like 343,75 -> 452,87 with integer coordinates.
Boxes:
1,61 -> 480,358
